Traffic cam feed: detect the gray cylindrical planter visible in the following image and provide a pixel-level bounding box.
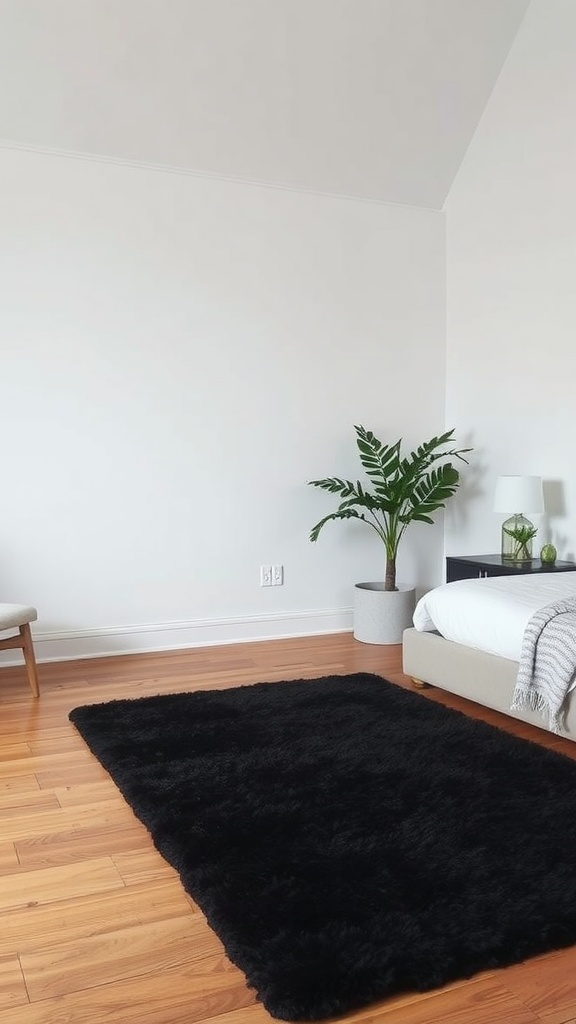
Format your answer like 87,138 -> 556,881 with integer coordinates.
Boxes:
353,583 -> 416,645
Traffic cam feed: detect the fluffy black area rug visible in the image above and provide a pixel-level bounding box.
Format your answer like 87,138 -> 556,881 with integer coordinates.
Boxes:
69,673 -> 576,1021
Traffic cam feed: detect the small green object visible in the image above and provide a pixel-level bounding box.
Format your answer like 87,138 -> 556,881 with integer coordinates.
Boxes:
540,543 -> 557,564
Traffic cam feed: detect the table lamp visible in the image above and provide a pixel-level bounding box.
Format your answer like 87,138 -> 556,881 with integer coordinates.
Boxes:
494,475 -> 544,563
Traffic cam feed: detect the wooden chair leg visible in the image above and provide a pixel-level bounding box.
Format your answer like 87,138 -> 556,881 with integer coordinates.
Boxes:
20,623 -> 40,697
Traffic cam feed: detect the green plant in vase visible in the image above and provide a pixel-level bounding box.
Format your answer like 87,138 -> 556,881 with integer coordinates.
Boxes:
308,426 -> 472,590
502,522 -> 537,562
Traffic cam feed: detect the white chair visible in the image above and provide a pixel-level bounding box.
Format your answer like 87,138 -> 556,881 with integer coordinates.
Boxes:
0,604 -> 40,697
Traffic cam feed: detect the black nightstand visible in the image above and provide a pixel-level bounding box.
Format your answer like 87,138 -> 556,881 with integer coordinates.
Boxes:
446,554 -> 576,583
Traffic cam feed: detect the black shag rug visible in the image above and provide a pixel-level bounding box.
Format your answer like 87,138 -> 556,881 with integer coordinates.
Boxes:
69,673 -> 576,1021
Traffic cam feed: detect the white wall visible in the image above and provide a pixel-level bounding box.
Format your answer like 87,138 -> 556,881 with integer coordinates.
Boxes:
0,146 -> 446,659
444,0 -> 576,563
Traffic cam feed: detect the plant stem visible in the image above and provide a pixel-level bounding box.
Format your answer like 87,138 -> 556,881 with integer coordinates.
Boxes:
385,558 -> 397,592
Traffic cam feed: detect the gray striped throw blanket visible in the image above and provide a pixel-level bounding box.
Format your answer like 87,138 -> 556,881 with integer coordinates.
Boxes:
512,596 -> 576,733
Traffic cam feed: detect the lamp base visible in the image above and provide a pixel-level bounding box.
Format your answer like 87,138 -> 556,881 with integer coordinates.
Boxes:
501,513 -> 536,563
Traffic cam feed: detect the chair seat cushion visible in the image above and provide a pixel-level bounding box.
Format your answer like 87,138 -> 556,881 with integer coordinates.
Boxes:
0,604 -> 38,630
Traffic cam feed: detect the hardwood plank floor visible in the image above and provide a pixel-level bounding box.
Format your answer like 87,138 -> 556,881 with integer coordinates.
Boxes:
0,632 -> 575,1024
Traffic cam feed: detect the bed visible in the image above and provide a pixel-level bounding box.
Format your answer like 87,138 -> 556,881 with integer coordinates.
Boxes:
402,572 -> 576,742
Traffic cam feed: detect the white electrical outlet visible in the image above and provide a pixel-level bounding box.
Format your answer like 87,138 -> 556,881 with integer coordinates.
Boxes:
272,565 -> 284,586
260,565 -> 272,587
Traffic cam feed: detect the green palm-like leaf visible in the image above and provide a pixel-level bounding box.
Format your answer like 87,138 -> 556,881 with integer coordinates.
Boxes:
309,508 -> 367,543
404,469 -> 460,523
308,477 -> 358,497
355,426 -> 401,488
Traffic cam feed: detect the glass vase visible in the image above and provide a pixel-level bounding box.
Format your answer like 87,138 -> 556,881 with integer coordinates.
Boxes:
501,514 -> 535,563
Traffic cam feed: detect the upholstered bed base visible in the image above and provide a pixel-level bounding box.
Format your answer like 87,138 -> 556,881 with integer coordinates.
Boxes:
402,627 -> 576,743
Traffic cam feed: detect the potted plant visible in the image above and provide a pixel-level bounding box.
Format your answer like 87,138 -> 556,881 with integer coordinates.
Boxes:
308,425 -> 472,643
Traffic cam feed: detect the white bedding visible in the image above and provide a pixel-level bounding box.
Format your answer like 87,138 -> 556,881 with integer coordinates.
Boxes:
412,572 -> 576,662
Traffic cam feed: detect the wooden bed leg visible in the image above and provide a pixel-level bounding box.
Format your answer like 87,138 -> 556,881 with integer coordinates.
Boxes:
411,677 -> 431,689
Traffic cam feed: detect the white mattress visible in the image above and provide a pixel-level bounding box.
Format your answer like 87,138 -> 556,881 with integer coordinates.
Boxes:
412,572 -> 576,662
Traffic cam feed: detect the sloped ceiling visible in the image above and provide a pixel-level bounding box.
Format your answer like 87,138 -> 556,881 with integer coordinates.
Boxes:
0,0 -> 530,209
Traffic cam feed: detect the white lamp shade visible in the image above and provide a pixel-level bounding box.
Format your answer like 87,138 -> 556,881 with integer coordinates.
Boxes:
494,475 -> 544,514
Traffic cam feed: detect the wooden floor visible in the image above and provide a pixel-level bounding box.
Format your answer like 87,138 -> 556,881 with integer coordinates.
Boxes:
1,633 -> 576,1024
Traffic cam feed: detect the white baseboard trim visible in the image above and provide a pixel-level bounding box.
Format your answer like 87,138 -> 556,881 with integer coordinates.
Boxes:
0,608 -> 353,665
